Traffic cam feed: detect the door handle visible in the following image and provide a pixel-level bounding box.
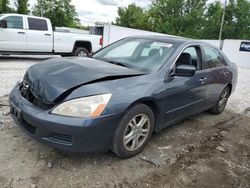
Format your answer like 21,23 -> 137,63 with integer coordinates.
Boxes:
44,33 -> 51,36
199,77 -> 207,84
17,31 -> 26,34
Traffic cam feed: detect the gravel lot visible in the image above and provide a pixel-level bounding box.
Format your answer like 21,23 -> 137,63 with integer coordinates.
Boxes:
0,56 -> 249,188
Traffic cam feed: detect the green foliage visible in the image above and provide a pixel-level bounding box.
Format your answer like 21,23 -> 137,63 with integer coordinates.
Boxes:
115,0 -> 250,39
223,0 -> 250,39
115,4 -> 151,30
15,0 -> 29,14
149,0 -> 207,38
0,0 -> 15,13
201,2 -> 223,39
32,0 -> 80,28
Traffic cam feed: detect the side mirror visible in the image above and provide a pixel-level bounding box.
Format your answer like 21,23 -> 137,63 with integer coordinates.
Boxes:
0,20 -> 7,28
173,65 -> 196,77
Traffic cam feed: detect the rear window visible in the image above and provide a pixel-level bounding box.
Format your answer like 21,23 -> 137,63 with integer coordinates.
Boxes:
203,46 -> 227,69
28,18 -> 48,31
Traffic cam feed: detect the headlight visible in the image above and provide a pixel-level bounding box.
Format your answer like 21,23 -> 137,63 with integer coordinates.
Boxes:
51,94 -> 112,118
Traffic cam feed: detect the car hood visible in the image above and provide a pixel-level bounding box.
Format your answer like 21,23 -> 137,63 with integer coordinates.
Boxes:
23,57 -> 144,103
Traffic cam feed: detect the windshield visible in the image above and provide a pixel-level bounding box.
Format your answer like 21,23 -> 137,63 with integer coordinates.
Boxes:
92,38 -> 178,73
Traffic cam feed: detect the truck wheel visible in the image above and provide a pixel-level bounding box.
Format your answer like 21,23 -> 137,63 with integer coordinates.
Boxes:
74,47 -> 89,57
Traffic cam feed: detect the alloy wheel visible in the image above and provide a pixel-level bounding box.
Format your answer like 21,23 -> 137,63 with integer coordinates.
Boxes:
218,89 -> 229,111
123,114 -> 150,151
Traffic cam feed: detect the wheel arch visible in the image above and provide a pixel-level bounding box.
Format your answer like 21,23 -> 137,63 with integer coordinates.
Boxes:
124,97 -> 161,131
226,83 -> 232,95
73,41 -> 92,53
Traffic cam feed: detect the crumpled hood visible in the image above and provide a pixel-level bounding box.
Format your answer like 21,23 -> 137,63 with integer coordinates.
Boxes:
23,57 -> 143,103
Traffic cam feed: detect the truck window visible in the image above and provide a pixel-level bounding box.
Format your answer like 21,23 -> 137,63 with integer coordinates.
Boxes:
3,16 -> 23,29
28,18 -> 48,31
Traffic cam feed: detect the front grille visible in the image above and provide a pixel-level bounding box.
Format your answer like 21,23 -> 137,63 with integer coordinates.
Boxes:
19,82 -> 54,110
48,133 -> 73,145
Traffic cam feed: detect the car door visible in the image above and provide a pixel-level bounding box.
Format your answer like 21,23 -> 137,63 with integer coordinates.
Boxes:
200,46 -> 231,106
160,46 -> 209,127
26,17 -> 53,52
0,15 -> 27,51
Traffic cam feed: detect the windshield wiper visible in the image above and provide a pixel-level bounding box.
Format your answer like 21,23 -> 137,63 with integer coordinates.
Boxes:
107,61 -> 128,68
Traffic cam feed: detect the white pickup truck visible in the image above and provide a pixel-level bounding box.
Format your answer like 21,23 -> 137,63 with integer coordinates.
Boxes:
0,14 -> 102,56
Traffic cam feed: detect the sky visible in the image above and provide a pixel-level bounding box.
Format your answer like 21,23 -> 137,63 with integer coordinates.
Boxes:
10,0 -> 222,26
9,0 -> 151,26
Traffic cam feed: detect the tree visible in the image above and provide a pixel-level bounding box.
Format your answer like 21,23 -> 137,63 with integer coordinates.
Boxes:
115,4 -> 151,30
0,0 -> 15,13
32,0 -> 80,28
15,0 -> 29,14
149,0 -> 207,38
201,2 -> 223,39
223,0 -> 250,39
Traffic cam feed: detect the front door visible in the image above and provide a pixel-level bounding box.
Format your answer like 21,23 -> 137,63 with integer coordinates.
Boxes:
161,46 -> 209,127
0,15 -> 27,51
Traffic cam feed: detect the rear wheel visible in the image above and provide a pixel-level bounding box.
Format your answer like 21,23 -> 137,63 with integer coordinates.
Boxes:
112,104 -> 155,158
74,47 -> 89,57
210,86 -> 230,114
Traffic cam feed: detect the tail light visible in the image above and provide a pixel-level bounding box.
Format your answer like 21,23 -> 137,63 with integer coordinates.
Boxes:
99,37 -> 103,46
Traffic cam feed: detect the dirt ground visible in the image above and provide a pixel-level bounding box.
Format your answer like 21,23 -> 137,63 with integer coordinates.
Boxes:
0,56 -> 249,188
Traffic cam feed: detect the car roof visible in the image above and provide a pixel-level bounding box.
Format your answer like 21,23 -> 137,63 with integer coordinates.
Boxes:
127,35 -> 189,44
126,35 -> 217,48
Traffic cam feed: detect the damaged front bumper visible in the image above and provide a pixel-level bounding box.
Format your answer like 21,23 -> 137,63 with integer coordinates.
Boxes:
9,85 -> 122,153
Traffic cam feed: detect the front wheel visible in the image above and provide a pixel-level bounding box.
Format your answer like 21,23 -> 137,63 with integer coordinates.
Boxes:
74,47 -> 89,57
210,86 -> 230,114
112,104 -> 155,158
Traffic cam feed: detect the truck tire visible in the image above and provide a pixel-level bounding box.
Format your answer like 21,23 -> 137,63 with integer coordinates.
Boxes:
74,47 -> 89,57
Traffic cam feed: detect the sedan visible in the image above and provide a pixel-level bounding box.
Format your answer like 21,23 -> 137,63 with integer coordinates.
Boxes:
9,36 -> 238,158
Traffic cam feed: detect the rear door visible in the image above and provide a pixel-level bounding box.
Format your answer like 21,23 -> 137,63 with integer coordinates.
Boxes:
201,46 -> 230,106
26,17 -> 53,52
161,46 -> 209,126
0,15 -> 27,51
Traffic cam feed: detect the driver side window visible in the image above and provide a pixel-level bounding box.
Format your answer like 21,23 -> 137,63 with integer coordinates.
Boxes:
3,16 -> 23,29
176,46 -> 200,70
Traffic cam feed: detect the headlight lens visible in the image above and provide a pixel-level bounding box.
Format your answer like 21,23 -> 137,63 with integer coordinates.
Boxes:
51,94 -> 112,118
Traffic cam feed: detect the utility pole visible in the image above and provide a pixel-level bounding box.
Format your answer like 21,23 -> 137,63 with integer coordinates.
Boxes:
219,0 -> 227,50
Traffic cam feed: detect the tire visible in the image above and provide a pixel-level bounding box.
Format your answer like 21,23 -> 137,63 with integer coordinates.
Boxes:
73,47 -> 89,57
112,104 -> 155,158
210,86 -> 230,114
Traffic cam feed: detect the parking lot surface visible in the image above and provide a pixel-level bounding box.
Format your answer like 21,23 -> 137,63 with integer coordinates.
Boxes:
0,56 -> 249,188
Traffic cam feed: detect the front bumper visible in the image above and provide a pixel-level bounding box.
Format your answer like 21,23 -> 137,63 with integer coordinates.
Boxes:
9,86 -> 123,153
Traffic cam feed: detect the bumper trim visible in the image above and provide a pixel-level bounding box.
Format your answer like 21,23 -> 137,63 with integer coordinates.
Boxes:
9,87 -> 123,153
